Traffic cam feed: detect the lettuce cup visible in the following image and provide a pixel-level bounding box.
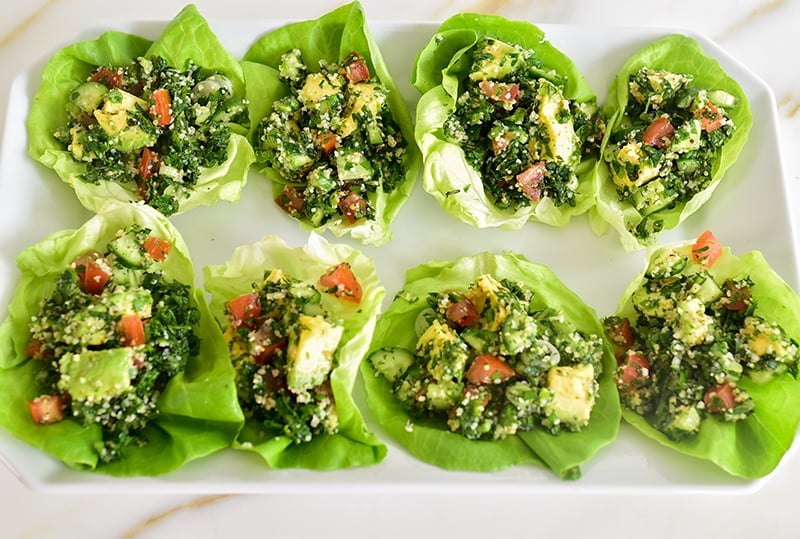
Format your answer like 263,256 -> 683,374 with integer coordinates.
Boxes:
362,252 -> 620,479
410,14 -> 604,230
241,1 -> 420,246
203,233 -> 387,469
605,230 -> 800,478
0,202 -> 243,475
590,35 -> 752,251
27,4 -> 255,217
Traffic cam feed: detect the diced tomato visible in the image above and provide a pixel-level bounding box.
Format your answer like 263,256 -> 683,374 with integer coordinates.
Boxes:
466,354 -> 515,385
139,147 -> 159,181
119,314 -> 146,347
74,250 -> 110,295
28,395 -> 64,425
478,80 -> 520,106
491,131 -> 516,155
151,89 -> 172,127
704,382 -> 737,413
227,293 -> 261,327
143,235 -> 172,262
516,162 -> 546,201
696,101 -> 726,132
721,280 -> 751,311
338,191 -> 368,224
343,53 -> 370,83
445,296 -> 478,328
24,339 -> 48,360
315,131 -> 340,154
275,185 -> 305,214
606,317 -> 635,351
89,67 -> 124,89
320,262 -> 363,304
642,116 -> 675,148
618,352 -> 649,386
691,230 -> 723,268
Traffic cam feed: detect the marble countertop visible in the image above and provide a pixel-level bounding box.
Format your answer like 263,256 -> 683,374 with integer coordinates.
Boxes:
1,1 -> 799,537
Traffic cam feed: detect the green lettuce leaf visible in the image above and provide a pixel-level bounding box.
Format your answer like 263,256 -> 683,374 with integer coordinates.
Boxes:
589,34 -> 753,251
410,14 -> 599,229
0,202 -> 243,475
26,4 -> 255,216
203,233 -> 387,469
362,252 -> 620,479
614,239 -> 800,478
241,1 -> 420,246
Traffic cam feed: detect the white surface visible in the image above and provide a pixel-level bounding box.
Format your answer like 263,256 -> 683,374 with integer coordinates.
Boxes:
0,1 -> 799,538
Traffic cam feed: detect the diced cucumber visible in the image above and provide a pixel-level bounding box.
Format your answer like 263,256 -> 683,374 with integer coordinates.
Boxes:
108,231 -> 145,268
631,178 -> 677,213
336,149 -> 374,181
211,97 -> 248,123
369,347 -> 415,382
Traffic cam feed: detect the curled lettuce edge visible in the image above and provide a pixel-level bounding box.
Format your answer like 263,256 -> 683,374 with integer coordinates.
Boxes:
361,251 -> 620,479
202,232 -> 388,470
25,3 -> 255,217
240,1 -> 421,246
614,238 -> 800,478
589,34 -> 754,252
0,201 -> 244,476
410,13 -> 600,230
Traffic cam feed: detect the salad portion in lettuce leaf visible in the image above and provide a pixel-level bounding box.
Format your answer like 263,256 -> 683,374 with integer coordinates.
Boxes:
605,230 -> 800,478
411,14 -> 604,229
0,202 -> 243,475
27,4 -> 255,216
241,1 -> 420,246
203,233 -> 387,469
590,34 -> 752,251
362,252 -> 620,479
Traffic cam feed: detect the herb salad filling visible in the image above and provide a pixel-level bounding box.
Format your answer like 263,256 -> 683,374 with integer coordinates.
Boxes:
603,67 -> 737,242
605,231 -> 799,441
254,49 -> 407,228
442,37 -> 603,212
24,224 -> 198,463
54,56 -> 248,216
370,274 -> 605,440
223,263 -> 363,445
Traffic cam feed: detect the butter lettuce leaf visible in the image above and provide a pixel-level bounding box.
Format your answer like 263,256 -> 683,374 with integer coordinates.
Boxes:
26,4 -> 254,216
0,202 -> 243,475
362,252 -> 620,479
411,14 -> 599,229
203,233 -> 387,469
589,34 -> 753,251
241,1 -> 420,246
615,239 -> 800,478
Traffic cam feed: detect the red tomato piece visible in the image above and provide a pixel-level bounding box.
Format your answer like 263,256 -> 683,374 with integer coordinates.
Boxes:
338,191 -> 368,224
606,317 -> 635,350
74,251 -> 110,295
139,147 -> 159,181
491,131 -> 516,155
445,296 -> 478,328
478,80 -> 520,106
119,314 -> 146,347
642,116 -> 675,148
28,395 -> 65,425
143,236 -> 172,262
227,293 -> 262,327
466,354 -> 515,385
696,101 -> 726,132
704,383 -> 737,413
618,352 -> 649,386
516,162 -> 546,201
275,185 -> 305,214
315,131 -> 340,154
151,89 -> 172,127
320,262 -> 363,304
24,339 -> 47,360
721,280 -> 751,311
89,67 -> 124,89
691,230 -> 723,268
344,54 -> 371,83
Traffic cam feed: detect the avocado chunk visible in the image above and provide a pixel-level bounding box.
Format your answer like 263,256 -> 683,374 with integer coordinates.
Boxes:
65,305 -> 114,347
544,364 -> 596,429
57,348 -> 134,402
469,38 -> 522,81
67,82 -> 108,117
286,314 -> 343,393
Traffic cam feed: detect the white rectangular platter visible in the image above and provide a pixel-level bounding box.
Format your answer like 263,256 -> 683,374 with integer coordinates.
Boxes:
0,18 -> 796,494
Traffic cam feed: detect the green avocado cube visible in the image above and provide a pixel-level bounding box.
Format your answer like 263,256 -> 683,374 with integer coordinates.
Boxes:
57,348 -> 134,402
